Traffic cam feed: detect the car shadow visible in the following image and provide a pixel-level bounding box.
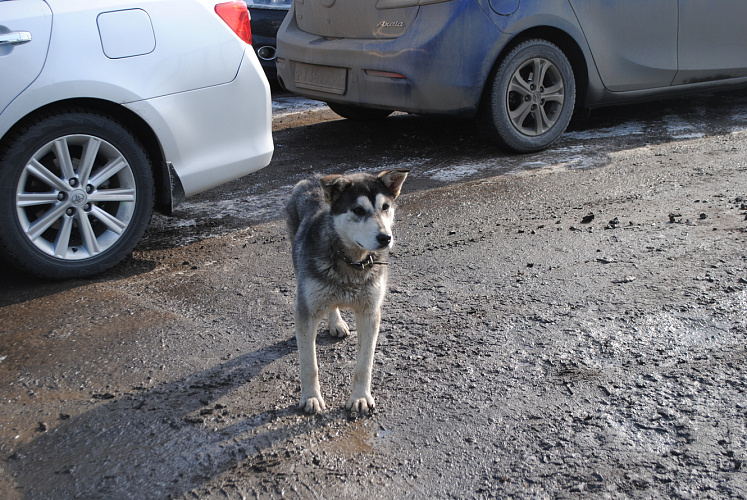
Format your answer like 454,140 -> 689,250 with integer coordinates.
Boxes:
5,337 -> 341,499
0,256 -> 157,307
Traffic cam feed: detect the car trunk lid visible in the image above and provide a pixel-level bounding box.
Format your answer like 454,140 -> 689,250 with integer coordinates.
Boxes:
294,0 -> 418,39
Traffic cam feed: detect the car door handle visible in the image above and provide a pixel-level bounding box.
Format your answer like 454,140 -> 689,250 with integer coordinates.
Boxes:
0,31 -> 32,45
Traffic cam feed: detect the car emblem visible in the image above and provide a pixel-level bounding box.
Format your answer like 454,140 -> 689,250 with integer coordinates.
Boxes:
322,0 -> 336,7
377,21 -> 405,28
70,190 -> 87,207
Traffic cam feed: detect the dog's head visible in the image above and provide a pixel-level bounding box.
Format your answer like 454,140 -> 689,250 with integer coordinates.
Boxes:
320,170 -> 409,252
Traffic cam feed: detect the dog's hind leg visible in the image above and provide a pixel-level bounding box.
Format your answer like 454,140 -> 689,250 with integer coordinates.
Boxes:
328,308 -> 350,338
295,312 -> 326,413
346,308 -> 381,414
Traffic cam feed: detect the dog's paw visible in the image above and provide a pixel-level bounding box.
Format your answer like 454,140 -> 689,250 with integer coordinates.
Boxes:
329,319 -> 350,338
299,396 -> 326,414
345,394 -> 375,415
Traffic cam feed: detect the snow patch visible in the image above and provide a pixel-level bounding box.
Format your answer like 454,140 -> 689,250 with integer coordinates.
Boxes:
272,96 -> 327,118
425,162 -> 487,182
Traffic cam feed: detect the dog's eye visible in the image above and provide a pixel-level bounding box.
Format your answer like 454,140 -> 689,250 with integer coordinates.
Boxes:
382,203 -> 390,212
352,207 -> 366,217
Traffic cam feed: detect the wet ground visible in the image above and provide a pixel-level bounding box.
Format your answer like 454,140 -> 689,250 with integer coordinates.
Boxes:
1,90 -> 747,499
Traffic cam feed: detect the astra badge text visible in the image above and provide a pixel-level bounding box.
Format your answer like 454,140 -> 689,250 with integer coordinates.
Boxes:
377,21 -> 405,28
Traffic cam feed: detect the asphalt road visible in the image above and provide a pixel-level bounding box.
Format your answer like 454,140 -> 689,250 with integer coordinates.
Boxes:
1,91 -> 747,499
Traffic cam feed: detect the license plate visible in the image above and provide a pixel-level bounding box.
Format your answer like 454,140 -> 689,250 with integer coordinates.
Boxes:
294,62 -> 347,95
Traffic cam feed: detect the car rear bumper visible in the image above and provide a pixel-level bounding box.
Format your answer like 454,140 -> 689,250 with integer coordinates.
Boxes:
276,1 -> 502,116
125,48 -> 274,198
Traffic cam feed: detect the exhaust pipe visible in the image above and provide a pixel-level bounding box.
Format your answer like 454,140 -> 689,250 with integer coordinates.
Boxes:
257,45 -> 276,61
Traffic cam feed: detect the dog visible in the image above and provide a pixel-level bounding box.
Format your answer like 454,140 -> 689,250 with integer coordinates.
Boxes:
286,170 -> 409,414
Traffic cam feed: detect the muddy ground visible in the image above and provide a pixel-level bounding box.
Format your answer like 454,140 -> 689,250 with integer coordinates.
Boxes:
1,92 -> 747,499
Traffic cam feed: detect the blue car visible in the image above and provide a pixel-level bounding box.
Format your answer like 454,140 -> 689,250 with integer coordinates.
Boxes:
276,0 -> 747,153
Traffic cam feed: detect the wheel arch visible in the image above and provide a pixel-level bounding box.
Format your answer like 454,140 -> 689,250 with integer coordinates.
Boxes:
481,26 -> 590,114
0,98 -> 177,216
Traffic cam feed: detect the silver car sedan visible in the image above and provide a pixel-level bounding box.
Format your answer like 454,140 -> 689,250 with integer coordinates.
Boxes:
0,0 -> 273,279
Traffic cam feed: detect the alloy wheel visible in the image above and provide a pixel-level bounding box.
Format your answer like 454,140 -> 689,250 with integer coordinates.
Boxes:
506,57 -> 565,137
15,134 -> 137,261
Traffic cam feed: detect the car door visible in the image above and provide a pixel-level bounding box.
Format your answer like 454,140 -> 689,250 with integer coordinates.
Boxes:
0,0 -> 52,115
673,0 -> 747,85
568,0 -> 678,92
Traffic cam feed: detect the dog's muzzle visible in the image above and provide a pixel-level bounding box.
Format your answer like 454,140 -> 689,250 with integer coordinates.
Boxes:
376,233 -> 392,248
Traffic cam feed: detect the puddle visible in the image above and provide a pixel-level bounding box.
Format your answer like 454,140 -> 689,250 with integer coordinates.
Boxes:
320,420 -> 392,458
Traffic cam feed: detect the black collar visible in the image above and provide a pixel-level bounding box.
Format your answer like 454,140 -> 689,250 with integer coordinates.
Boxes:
334,249 -> 387,270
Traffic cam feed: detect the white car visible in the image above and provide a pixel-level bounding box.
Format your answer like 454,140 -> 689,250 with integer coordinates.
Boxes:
0,0 -> 273,279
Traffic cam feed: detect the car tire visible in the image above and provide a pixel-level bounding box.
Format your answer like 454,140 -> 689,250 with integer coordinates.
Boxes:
0,110 -> 155,279
327,102 -> 393,121
480,39 -> 576,153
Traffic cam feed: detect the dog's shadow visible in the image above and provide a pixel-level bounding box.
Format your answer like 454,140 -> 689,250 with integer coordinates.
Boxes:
6,337 -> 339,499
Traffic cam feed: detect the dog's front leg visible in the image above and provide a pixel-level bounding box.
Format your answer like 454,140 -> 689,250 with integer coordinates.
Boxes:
295,312 -> 325,414
346,308 -> 381,414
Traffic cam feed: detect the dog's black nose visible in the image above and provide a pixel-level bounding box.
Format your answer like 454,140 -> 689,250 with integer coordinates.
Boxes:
377,233 -> 392,247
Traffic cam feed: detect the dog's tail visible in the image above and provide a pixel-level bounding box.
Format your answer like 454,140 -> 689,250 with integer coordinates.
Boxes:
285,195 -> 302,242
285,177 -> 323,241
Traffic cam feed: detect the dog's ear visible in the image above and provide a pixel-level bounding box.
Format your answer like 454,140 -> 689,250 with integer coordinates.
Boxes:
378,170 -> 409,198
320,174 -> 351,206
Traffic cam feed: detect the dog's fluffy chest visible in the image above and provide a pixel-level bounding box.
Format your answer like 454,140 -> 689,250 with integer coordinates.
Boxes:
302,260 -> 387,310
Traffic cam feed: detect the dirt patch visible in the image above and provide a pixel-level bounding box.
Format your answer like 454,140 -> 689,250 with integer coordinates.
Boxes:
2,98 -> 747,499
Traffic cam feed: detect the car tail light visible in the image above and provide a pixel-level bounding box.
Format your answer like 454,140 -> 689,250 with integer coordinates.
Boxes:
215,1 -> 252,45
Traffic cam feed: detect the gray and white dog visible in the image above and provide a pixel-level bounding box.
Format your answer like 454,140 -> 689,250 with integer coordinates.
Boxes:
286,170 -> 409,414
